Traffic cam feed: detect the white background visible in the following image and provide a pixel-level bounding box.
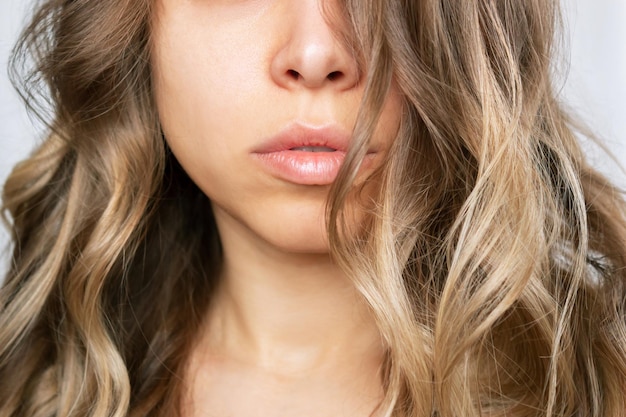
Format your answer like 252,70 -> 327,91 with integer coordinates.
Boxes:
1,1 -> 625,274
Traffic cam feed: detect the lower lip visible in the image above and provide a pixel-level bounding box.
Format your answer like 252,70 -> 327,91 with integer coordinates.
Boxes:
253,150 -> 349,185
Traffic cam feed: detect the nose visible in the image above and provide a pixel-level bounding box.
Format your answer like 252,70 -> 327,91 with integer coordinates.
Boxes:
270,0 -> 359,91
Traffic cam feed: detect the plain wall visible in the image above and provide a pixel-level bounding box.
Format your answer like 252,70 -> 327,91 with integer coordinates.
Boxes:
1,1 -> 626,274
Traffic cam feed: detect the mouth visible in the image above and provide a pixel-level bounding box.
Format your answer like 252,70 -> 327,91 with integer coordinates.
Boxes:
252,123 -> 373,186
289,146 -> 338,152
253,123 -> 351,154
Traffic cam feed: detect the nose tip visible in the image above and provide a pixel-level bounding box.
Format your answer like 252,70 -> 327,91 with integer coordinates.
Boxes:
270,3 -> 359,91
278,44 -> 357,90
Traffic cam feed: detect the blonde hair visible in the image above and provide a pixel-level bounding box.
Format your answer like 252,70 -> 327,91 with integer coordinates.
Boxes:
2,0 -> 625,416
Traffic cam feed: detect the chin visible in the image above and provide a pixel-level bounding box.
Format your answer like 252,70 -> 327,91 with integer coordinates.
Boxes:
211,195 -> 333,257
252,206 -> 333,255
264,227 -> 331,255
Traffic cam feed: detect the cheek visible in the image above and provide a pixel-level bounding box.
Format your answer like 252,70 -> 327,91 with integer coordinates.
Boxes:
152,52 -> 253,155
379,85 -> 404,146
150,6 -> 270,158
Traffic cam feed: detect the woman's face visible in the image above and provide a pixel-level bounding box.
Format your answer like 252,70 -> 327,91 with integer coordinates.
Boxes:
152,0 -> 402,253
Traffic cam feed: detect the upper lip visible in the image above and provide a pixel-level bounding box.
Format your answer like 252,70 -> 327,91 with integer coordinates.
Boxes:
252,123 -> 352,153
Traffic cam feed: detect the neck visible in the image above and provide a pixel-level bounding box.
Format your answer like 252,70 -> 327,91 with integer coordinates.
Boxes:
199,207 -> 383,375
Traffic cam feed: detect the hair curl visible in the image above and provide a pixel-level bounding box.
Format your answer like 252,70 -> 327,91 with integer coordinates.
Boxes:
2,0 -> 626,416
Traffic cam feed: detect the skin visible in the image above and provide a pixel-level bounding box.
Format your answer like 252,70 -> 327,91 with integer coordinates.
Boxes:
151,0 -> 402,415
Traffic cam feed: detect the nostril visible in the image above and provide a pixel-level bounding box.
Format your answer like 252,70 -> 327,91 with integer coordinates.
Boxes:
282,69 -> 346,86
327,71 -> 343,81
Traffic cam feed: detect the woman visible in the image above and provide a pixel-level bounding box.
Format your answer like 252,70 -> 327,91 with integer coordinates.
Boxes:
1,0 -> 625,416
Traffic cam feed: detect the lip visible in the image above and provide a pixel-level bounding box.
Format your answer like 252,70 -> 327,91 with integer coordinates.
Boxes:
252,123 -> 372,185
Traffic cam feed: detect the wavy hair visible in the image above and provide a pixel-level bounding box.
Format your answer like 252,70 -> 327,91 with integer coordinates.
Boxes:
2,0 -> 626,416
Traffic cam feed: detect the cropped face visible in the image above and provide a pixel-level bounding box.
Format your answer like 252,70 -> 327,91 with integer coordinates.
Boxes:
151,0 -> 402,253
